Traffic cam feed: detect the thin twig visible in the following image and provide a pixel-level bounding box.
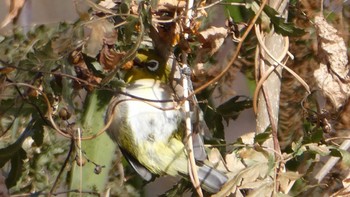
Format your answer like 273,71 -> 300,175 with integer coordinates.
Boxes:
49,139 -> 74,196
179,0 -> 268,106
253,24 -> 310,114
77,128 -> 83,197
5,83 -> 73,138
11,190 -> 100,197
182,0 -> 203,195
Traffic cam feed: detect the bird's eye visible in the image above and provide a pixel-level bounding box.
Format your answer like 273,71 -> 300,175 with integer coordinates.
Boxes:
146,60 -> 159,71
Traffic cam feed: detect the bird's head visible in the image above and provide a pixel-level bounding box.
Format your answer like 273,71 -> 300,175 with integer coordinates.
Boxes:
123,49 -> 170,83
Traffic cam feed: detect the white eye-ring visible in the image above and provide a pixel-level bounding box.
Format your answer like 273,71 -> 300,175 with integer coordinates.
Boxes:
146,60 -> 159,71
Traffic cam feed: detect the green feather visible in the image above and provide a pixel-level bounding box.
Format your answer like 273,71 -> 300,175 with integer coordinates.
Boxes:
124,49 -> 170,83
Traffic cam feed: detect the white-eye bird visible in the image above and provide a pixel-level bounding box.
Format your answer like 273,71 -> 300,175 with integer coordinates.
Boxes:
105,49 -> 227,193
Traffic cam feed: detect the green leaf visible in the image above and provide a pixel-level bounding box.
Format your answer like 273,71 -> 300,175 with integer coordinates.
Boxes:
254,131 -> 271,145
202,103 -> 224,139
61,63 -> 75,106
339,149 -> 350,167
0,120 -> 34,167
5,148 -> 27,188
310,130 -> 324,143
263,5 -> 306,36
224,0 -> 246,22
329,148 -> 342,157
32,119 -> 45,146
216,96 -> 252,124
330,148 -> 350,167
291,139 -> 306,157
83,54 -> 104,77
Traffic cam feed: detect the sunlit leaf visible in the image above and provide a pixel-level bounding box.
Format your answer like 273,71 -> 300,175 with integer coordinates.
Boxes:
306,143 -> 331,156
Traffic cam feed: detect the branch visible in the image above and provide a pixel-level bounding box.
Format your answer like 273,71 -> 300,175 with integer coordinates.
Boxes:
182,0 -> 203,195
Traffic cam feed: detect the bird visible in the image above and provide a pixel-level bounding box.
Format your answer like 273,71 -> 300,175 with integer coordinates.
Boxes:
105,48 -> 228,193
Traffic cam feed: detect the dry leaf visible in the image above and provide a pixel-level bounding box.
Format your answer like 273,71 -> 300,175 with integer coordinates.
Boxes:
83,19 -> 117,57
156,0 -> 186,11
313,16 -> 350,109
0,0 -> 26,28
98,0 -> 117,9
225,152 -> 245,174
208,148 -> 222,164
207,148 -> 231,174
99,46 -> 126,70
70,50 -> 101,91
244,179 -> 274,197
239,132 -> 256,145
240,178 -> 273,190
239,148 -> 269,165
197,26 -> 228,58
191,26 -> 230,86
239,164 -> 268,186
51,27 -> 75,56
306,143 -> 331,156
279,171 -> 302,193
333,174 -> 350,196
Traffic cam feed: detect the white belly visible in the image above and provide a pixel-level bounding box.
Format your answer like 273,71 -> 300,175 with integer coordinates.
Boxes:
109,79 -> 183,145
106,79 -> 188,175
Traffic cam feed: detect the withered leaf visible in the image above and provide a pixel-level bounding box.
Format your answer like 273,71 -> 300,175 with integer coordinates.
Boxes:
313,16 -> 350,110
197,26 -> 228,56
83,19 -> 117,57
99,45 -> 126,71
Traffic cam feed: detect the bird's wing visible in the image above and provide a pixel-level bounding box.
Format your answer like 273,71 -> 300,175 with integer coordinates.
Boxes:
119,146 -> 154,181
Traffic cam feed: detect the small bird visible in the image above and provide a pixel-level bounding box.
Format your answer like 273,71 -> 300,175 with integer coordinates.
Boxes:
105,49 -> 227,193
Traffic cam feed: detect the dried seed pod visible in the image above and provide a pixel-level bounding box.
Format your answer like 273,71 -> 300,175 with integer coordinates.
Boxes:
59,108 -> 71,120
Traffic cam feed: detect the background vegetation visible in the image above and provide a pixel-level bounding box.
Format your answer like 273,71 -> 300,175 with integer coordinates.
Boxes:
0,0 -> 350,196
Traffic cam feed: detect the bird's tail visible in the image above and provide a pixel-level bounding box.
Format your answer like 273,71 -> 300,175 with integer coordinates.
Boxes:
197,164 -> 228,193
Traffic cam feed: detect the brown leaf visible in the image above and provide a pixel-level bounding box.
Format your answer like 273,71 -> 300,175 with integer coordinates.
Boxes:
242,179 -> 273,197
83,18 -> 117,57
197,26 -> 228,57
315,16 -> 348,79
99,46 -> 126,71
70,50 -> 101,91
313,16 -> 350,109
155,0 -> 186,11
239,164 -> 266,186
240,178 -> 273,190
239,148 -> 269,165
51,27 -> 75,56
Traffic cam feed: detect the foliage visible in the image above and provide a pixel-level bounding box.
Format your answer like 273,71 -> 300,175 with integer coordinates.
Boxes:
0,0 -> 350,197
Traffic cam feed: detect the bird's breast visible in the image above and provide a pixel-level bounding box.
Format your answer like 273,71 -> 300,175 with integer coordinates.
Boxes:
117,79 -> 183,144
